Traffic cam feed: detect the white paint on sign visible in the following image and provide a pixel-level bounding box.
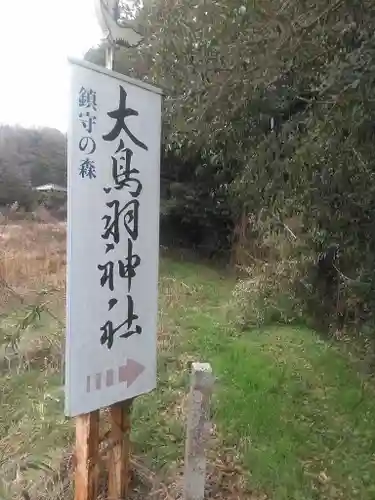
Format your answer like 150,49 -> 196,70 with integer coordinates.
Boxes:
65,58 -> 162,417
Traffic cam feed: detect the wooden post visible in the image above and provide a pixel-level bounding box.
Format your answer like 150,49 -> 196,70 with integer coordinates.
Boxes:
108,400 -> 133,500
184,362 -> 214,500
75,411 -> 100,500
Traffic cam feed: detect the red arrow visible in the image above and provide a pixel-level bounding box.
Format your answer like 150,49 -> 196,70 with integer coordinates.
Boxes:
118,359 -> 145,387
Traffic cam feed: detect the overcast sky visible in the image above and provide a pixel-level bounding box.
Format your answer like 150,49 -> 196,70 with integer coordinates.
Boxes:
0,0 -> 102,132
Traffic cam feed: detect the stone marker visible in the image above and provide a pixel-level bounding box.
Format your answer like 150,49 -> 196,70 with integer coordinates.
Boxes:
184,362 -> 214,500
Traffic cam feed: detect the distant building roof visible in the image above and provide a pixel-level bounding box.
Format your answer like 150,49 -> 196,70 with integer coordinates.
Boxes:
34,183 -> 67,193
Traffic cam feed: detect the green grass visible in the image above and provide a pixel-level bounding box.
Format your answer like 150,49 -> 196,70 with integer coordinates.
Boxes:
138,258 -> 375,499
0,308 -> 70,500
2,257 -> 375,499
194,326 -> 375,499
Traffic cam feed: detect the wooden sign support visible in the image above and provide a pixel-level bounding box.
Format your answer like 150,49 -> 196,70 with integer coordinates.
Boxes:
75,411 -> 99,500
108,400 -> 133,500
74,400 -> 133,500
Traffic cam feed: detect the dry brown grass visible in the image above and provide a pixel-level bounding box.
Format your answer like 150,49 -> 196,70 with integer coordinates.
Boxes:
0,221 -> 66,310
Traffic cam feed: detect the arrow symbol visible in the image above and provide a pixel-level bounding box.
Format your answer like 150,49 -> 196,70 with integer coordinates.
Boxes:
118,359 -> 145,387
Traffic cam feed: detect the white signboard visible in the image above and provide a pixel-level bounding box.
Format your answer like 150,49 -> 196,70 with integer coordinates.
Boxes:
65,58 -> 162,417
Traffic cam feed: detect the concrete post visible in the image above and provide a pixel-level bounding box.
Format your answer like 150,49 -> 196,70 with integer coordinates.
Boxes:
184,362 -> 214,500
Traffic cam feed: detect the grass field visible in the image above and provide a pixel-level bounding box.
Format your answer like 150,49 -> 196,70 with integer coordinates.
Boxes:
1,222 -> 375,499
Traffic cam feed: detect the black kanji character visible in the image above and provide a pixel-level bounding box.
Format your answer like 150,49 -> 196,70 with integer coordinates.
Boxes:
102,85 -> 148,151
98,240 -> 140,293
102,199 -> 139,246
79,136 -> 96,154
79,112 -> 97,134
119,239 -> 141,292
98,240 -> 140,292
78,87 -> 97,110
79,158 -> 96,179
111,147 -> 142,196
100,295 -> 142,349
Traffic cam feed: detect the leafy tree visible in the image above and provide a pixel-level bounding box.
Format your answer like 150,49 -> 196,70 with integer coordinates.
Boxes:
89,0 -> 375,329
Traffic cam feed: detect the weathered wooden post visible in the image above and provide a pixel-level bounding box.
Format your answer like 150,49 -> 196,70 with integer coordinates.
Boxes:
184,362 -> 214,500
108,400 -> 133,499
75,411 -> 100,500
